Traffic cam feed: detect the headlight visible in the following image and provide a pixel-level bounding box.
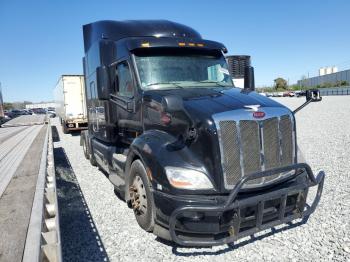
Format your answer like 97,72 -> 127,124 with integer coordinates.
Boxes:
165,167 -> 213,190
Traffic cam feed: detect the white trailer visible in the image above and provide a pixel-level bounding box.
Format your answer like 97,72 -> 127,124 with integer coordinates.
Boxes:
54,75 -> 87,133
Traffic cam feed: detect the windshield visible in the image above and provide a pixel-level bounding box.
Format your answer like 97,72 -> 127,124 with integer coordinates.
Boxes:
134,53 -> 233,90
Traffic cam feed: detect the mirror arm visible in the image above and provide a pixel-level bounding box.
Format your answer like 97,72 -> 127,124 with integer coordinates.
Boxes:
293,99 -> 312,114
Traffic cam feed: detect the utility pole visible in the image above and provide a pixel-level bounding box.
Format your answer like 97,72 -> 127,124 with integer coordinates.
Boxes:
0,82 -> 4,117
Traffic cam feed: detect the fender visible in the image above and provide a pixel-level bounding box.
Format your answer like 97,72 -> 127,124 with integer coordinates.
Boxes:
125,129 -> 216,200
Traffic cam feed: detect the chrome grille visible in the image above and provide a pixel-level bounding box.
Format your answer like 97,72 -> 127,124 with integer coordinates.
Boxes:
240,120 -> 263,185
216,112 -> 295,189
280,115 -> 294,166
219,121 -> 241,185
263,117 -> 280,182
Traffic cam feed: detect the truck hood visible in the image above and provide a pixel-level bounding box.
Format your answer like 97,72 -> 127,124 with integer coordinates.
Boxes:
144,86 -> 286,118
142,87 -> 291,193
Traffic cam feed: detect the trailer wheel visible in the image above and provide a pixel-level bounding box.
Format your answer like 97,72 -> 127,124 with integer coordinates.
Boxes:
129,160 -> 155,232
62,121 -> 69,134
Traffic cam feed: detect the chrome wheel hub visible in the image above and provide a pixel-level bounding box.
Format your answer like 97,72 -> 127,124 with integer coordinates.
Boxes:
129,175 -> 147,216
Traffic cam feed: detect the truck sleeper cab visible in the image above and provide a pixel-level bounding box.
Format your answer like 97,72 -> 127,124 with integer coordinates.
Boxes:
80,20 -> 324,246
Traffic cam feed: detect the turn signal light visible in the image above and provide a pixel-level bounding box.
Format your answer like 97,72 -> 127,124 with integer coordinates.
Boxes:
178,42 -> 205,47
141,42 -> 150,47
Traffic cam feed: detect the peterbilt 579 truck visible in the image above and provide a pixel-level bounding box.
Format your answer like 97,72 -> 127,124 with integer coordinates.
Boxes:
80,20 -> 325,246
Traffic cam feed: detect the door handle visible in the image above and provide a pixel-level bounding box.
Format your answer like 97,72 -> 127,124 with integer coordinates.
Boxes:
126,100 -> 135,112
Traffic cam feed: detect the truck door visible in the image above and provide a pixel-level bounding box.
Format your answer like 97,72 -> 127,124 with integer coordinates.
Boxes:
110,60 -> 142,143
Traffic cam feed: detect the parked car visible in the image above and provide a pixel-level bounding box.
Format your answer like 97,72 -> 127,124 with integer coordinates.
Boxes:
283,91 -> 295,97
32,108 -> 47,115
7,109 -> 25,118
3,110 -> 10,119
21,109 -> 32,115
295,90 -> 306,97
47,109 -> 56,118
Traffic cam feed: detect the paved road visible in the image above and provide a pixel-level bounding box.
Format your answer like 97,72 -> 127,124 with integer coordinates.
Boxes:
1,115 -> 46,127
53,96 -> 350,261
0,115 -> 47,262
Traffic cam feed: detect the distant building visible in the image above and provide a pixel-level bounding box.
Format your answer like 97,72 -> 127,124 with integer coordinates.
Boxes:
298,69 -> 350,87
226,55 -> 251,88
318,66 -> 338,76
25,102 -> 56,109
319,67 -> 338,76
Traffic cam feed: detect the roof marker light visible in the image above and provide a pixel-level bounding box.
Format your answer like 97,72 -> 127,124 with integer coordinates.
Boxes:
188,43 -> 195,47
178,42 -> 186,46
197,43 -> 204,47
141,42 -> 150,47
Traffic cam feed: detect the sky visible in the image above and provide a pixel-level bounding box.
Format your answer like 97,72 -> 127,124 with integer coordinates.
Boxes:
1,0 -> 350,102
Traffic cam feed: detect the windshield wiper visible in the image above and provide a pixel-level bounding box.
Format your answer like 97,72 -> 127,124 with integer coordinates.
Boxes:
145,82 -> 183,89
198,80 -> 228,87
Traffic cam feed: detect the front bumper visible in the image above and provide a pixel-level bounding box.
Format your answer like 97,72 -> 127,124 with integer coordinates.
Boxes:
164,163 -> 325,246
65,119 -> 88,130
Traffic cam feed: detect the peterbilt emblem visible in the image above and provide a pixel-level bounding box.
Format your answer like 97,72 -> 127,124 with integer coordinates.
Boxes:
244,104 -> 261,112
253,111 -> 265,118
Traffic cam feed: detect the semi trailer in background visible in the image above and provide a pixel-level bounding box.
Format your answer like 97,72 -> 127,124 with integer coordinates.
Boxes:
54,75 -> 87,133
80,20 -> 324,246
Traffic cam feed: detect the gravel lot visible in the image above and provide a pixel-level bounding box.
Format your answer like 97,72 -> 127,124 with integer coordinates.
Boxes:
53,96 -> 350,261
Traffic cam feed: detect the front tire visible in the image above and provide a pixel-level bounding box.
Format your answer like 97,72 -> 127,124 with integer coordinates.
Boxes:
82,135 -> 90,160
128,160 -> 155,232
89,151 -> 97,166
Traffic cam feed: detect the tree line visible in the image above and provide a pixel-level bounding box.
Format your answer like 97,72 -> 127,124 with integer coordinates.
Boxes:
260,77 -> 349,93
3,101 -> 33,110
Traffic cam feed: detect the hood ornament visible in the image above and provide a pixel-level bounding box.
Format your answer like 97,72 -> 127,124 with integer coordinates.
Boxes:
244,104 -> 261,112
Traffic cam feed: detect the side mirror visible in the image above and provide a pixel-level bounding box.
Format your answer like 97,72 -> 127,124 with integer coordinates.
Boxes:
96,66 -> 110,100
161,95 -> 184,112
306,89 -> 322,102
294,89 -> 322,114
244,66 -> 255,91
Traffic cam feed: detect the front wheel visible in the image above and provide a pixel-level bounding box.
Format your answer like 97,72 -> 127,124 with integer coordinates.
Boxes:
82,135 -> 90,160
89,150 -> 97,166
128,160 -> 155,232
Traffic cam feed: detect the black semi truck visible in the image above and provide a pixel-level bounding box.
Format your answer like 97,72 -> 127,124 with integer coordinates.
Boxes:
80,20 -> 324,246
